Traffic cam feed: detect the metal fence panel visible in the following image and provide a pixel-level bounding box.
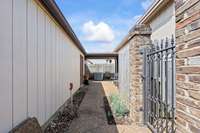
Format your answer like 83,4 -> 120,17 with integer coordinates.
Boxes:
143,36 -> 176,133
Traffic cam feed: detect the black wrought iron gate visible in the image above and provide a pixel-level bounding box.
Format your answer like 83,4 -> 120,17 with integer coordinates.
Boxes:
143,37 -> 176,133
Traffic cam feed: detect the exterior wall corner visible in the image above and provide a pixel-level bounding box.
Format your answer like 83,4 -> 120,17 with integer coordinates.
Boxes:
129,24 -> 152,125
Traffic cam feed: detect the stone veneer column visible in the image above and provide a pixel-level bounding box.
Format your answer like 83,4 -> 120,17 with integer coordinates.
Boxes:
129,24 -> 151,125
176,0 -> 200,132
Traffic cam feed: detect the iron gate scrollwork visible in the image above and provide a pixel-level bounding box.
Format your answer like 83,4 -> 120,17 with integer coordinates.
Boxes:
143,36 -> 176,133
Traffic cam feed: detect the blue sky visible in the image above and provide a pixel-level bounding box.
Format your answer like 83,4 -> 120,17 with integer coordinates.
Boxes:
55,0 -> 154,53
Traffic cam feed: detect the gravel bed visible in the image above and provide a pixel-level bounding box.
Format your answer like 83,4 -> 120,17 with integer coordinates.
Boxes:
103,96 -> 132,125
44,86 -> 88,133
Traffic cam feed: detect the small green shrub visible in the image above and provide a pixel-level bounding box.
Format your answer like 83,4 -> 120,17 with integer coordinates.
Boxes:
109,94 -> 129,117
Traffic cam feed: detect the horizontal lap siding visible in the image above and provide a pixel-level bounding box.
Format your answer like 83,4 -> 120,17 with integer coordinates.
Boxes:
0,0 -> 83,132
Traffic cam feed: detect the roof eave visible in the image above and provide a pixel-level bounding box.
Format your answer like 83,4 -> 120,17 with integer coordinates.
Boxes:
37,0 -> 87,55
86,53 -> 118,59
114,34 -> 131,52
137,0 -> 173,24
114,0 -> 173,52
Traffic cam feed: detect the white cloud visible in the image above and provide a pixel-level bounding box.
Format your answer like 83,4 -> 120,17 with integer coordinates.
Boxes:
82,21 -> 115,43
85,42 -> 115,53
141,0 -> 154,10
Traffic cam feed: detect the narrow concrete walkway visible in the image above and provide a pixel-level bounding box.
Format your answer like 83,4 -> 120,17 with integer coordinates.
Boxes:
67,81 -> 150,133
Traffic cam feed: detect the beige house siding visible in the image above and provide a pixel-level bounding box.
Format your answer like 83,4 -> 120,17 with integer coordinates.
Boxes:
118,43 -> 130,102
0,0 -> 84,132
149,2 -> 175,43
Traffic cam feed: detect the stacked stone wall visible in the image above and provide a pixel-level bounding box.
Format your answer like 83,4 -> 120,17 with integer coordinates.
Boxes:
129,25 -> 151,124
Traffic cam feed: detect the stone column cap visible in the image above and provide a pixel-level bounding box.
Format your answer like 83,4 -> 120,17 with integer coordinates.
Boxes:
129,24 -> 152,37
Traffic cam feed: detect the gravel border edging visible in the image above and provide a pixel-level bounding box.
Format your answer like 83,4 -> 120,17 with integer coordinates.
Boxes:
44,86 -> 89,133
103,96 -> 133,125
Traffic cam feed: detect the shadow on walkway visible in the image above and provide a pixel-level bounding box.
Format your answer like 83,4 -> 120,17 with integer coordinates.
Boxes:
67,81 -> 119,133
67,81 -> 150,133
